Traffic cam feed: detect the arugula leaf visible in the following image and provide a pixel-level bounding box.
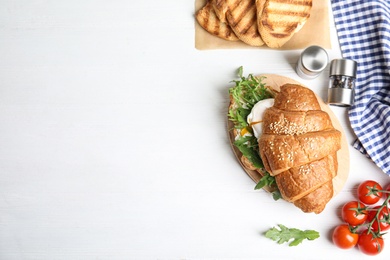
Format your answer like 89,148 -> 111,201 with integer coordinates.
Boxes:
254,173 -> 281,201
228,107 -> 250,129
234,135 -> 263,169
271,190 -> 282,201
228,67 -> 274,128
265,224 -> 320,246
238,66 -> 244,78
228,67 -> 282,196
228,67 -> 274,169
254,172 -> 276,190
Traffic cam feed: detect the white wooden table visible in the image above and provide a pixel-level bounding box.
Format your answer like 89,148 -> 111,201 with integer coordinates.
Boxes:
1,1 -> 389,259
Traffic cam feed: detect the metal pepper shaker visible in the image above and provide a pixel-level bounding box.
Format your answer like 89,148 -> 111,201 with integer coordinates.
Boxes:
296,45 -> 329,79
327,59 -> 358,106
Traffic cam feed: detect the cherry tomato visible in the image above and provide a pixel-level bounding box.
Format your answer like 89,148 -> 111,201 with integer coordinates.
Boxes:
384,183 -> 390,200
357,229 -> 384,255
341,201 -> 368,226
367,206 -> 390,232
358,180 -> 383,205
332,224 -> 359,249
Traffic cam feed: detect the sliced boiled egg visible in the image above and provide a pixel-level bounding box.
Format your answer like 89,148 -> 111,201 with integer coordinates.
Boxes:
247,98 -> 274,139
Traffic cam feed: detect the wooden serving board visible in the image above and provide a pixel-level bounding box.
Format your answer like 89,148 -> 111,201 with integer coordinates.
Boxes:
228,74 -> 349,197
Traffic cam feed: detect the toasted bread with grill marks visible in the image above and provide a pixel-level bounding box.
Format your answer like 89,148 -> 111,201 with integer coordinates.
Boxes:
256,0 -> 312,48
196,1 -> 240,42
226,0 -> 264,46
211,0 -> 239,23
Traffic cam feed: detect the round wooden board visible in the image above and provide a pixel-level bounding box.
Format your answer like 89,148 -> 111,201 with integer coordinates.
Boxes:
228,74 -> 350,197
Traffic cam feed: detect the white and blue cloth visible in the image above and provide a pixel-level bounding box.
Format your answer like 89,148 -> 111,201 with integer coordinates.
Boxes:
331,0 -> 390,176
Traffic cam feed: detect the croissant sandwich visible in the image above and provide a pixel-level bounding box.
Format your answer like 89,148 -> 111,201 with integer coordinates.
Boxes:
228,69 -> 341,213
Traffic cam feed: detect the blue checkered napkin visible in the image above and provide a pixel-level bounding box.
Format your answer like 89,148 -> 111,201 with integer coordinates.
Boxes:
331,0 -> 390,176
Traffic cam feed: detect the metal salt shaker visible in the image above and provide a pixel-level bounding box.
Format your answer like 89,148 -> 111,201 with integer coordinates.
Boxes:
296,45 -> 329,79
327,59 -> 358,106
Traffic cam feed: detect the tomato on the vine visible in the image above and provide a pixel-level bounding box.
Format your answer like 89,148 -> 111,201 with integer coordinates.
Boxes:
341,201 -> 367,226
332,224 -> 358,249
384,183 -> 390,200
358,180 -> 383,205
367,206 -> 390,232
357,229 -> 384,256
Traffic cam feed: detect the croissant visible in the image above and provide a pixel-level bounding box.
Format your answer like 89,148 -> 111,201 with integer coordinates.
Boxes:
258,84 -> 341,213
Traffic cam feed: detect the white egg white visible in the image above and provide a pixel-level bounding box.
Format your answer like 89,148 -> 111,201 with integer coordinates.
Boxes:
247,98 -> 274,139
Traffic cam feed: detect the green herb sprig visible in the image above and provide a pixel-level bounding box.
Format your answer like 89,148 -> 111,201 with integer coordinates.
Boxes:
265,224 -> 320,246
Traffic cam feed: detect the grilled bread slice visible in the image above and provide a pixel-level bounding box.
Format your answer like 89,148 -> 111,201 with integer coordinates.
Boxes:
256,0 -> 312,48
226,0 -> 264,46
211,0 -> 239,23
196,1 -> 240,42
